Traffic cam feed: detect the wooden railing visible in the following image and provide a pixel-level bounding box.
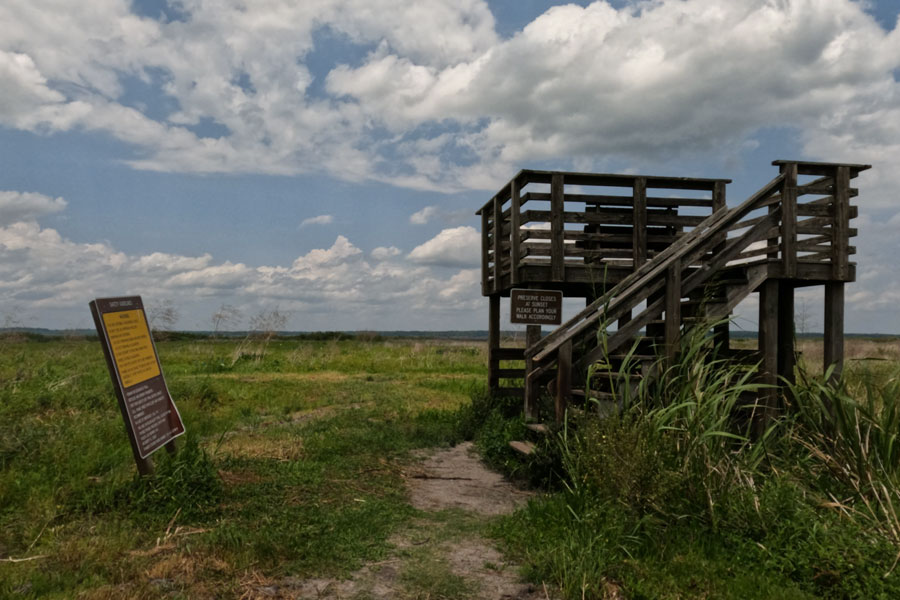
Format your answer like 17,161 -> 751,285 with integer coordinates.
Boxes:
476,170 -> 729,295
520,160 -> 868,419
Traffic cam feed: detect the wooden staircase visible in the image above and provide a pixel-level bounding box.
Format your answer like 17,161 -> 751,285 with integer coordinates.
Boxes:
481,161 -> 870,449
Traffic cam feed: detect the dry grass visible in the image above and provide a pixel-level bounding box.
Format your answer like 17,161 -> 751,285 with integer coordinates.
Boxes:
213,431 -> 305,461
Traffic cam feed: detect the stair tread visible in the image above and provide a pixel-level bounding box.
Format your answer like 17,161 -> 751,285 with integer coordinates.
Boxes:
509,440 -> 536,455
525,423 -> 549,435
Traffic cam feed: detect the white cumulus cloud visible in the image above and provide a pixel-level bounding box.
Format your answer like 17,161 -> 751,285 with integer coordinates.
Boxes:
407,226 -> 480,268
0,191 -> 67,225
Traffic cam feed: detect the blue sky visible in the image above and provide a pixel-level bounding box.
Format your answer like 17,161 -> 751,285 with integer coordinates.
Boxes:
1,0 -> 899,333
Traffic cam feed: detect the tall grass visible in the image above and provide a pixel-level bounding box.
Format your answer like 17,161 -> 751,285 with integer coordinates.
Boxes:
788,365 -> 900,569
495,325 -> 900,598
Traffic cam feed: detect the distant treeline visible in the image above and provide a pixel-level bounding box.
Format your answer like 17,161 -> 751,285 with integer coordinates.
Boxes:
2,328 -> 899,342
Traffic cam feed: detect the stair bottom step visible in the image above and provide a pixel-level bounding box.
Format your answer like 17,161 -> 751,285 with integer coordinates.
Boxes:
509,440 -> 536,455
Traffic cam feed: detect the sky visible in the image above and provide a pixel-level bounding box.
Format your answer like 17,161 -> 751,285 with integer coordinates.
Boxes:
1,0 -> 899,333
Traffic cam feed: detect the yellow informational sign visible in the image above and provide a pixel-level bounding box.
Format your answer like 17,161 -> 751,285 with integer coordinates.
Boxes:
102,308 -> 161,388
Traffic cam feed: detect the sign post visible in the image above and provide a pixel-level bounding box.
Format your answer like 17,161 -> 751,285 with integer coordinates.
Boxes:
90,296 -> 185,475
510,289 -> 563,326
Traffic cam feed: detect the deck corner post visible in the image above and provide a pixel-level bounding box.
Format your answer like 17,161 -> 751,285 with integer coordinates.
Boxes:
780,162 -> 798,278
510,178 -> 522,285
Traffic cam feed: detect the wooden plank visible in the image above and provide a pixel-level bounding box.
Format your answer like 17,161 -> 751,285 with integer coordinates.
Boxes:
555,340 -> 572,424
520,209 -> 705,228
493,347 -> 526,360
824,282 -> 844,382
509,440 -> 536,455
633,177 -> 647,269
551,174 -> 565,281
797,204 -> 833,217
772,159 -> 871,177
794,216 -> 834,234
518,169 -> 729,190
780,162 -> 798,278
833,165 -> 850,280
492,198 -> 503,293
665,259 -> 682,362
510,179 -> 521,285
522,191 -> 712,208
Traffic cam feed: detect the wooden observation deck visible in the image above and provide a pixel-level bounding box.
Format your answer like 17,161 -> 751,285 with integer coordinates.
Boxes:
477,160 -> 870,424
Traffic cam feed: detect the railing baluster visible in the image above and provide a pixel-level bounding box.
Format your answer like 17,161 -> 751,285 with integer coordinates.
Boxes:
833,165 -> 850,280
551,174 -> 565,281
633,177 -> 647,268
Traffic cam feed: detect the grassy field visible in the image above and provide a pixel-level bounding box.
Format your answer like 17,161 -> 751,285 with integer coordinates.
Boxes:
3,333 -> 900,599
0,335 -> 484,598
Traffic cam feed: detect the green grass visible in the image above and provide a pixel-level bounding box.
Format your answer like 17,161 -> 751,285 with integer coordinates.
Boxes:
0,336 -> 482,598
5,333 -> 900,599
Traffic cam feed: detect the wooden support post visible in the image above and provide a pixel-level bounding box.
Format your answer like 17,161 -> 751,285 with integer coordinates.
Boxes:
833,166 -> 850,281
550,173 -> 565,282
481,210 -> 490,296
824,282 -> 845,383
556,340 -> 572,424
492,197 -> 503,293
758,279 -> 779,431
510,178 -> 522,285
780,162 -> 798,278
777,281 -> 795,386
488,295 -> 500,393
665,259 -> 682,362
633,177 -> 647,269
524,325 -> 541,421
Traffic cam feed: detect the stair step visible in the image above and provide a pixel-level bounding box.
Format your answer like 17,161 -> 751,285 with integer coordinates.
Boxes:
525,423 -> 549,435
509,440 -> 536,455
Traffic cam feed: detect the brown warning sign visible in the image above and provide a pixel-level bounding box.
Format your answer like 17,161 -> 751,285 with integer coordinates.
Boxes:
90,296 -> 185,465
510,289 -> 563,325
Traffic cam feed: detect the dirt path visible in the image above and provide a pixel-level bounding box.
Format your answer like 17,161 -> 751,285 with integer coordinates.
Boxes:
247,442 -> 549,599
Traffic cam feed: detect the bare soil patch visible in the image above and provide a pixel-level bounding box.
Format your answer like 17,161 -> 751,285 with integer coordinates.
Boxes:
243,442 -> 548,599
406,442 -> 534,516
